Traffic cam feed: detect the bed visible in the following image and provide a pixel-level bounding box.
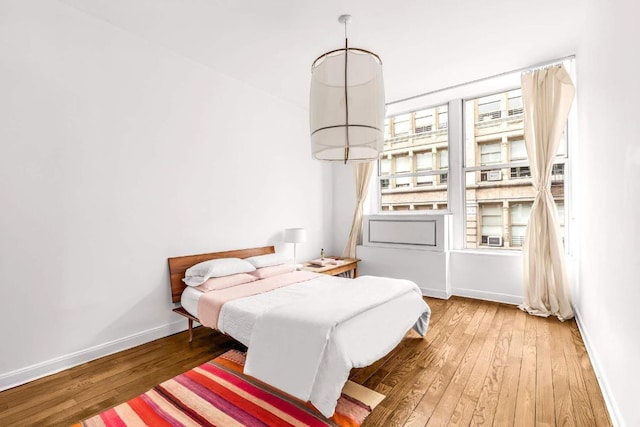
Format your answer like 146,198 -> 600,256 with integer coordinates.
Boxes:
168,245 -> 431,417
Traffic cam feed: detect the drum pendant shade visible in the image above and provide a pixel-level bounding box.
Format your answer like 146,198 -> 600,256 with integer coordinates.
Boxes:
310,17 -> 385,163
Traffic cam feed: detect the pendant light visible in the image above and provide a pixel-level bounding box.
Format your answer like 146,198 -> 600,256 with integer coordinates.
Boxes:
309,14 -> 385,163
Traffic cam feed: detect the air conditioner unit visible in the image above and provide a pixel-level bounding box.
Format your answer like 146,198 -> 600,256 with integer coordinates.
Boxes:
487,170 -> 502,181
487,236 -> 503,247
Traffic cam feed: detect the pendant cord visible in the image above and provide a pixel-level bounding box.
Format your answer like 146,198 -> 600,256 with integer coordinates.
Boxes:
344,36 -> 349,163
341,15 -> 350,163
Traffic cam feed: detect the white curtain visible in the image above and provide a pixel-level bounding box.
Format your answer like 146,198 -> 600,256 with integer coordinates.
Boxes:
342,161 -> 375,258
519,65 -> 575,321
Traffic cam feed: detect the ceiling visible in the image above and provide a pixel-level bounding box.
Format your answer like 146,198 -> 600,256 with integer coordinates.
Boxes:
58,0 -> 584,109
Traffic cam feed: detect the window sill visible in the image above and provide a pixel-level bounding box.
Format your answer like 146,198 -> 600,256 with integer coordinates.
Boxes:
375,210 -> 452,216
450,249 -> 523,257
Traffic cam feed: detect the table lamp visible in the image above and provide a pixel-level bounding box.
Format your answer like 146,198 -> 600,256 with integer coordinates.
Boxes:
283,228 -> 307,270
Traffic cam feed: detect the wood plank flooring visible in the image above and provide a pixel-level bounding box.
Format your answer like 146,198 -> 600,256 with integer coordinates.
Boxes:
0,296 -> 612,426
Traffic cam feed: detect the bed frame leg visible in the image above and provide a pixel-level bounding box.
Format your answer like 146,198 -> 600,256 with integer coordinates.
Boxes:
188,318 -> 193,343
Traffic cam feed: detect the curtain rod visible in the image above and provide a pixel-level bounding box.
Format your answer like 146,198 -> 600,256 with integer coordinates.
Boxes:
387,54 -> 576,106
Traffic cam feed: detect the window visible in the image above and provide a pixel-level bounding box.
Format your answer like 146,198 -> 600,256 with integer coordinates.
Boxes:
394,155 -> 411,188
508,89 -> 523,116
464,88 -> 567,250
480,204 -> 503,246
552,163 -> 565,182
510,166 -> 531,179
480,142 -> 501,165
416,152 -> 433,170
415,110 -> 434,133
510,202 -> 532,247
416,152 -> 433,186
384,118 -> 391,139
510,139 -> 530,179
438,149 -> 448,184
510,139 -> 526,160
378,104 -> 449,211
374,59 -> 573,252
479,141 -> 502,182
478,96 -> 501,121
393,114 -> 411,136
510,201 -> 564,247
380,158 -> 391,189
438,106 -> 448,129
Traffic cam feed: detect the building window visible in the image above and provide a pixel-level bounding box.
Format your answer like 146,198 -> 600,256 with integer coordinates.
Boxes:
477,95 -> 501,122
478,141 -> 502,182
552,163 -> 565,182
510,202 -> 532,247
415,110 -> 434,134
509,138 -> 530,179
393,114 -> 411,136
510,166 -> 531,179
438,149 -> 448,184
416,152 -> 433,186
480,142 -> 501,165
510,139 -> 526,161
480,204 -> 503,246
394,155 -> 411,188
380,158 -> 391,189
378,104 -> 448,211
438,106 -> 448,129
508,89 -> 523,116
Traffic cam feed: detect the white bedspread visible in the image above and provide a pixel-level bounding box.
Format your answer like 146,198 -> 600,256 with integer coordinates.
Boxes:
242,275 -> 429,417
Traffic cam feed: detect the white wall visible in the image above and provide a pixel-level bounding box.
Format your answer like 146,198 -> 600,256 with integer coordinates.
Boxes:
449,252 -> 523,304
330,163 -> 356,257
0,1 -> 332,388
357,246 -> 450,298
574,1 -> 640,425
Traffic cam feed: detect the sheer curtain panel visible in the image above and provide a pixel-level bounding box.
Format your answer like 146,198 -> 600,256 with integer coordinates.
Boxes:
342,161 -> 374,258
519,65 -> 575,321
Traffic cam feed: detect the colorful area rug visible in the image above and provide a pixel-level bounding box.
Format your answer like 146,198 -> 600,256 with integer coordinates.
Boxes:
73,349 -> 384,427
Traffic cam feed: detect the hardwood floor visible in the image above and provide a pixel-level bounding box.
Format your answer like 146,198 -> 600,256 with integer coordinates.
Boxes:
0,297 -> 611,426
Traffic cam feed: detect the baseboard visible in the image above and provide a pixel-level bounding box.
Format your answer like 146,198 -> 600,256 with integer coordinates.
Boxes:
420,286 -> 451,299
451,287 -> 522,305
0,319 -> 187,392
574,307 -> 623,427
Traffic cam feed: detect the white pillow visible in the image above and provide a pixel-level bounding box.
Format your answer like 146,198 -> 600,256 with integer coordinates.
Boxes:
183,258 -> 256,287
244,253 -> 290,269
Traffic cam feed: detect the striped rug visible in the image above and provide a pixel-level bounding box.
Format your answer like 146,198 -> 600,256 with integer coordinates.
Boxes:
73,349 -> 384,427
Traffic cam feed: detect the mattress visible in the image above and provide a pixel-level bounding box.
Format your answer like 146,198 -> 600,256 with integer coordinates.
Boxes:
180,274 -> 428,353
180,286 -> 202,319
182,276 -> 353,345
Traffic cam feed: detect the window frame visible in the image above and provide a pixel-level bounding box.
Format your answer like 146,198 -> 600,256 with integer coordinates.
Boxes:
461,86 -> 570,252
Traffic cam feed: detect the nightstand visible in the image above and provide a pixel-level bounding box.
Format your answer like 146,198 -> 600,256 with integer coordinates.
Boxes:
301,257 -> 360,278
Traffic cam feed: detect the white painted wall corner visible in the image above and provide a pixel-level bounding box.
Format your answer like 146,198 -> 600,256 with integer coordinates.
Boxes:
574,307 -> 623,427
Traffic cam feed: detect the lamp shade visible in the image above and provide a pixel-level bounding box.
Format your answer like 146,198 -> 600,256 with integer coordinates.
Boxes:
310,48 -> 385,162
283,228 -> 307,244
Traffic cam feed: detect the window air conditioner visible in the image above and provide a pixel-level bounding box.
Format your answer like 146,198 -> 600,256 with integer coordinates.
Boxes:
487,236 -> 503,247
487,170 -> 502,181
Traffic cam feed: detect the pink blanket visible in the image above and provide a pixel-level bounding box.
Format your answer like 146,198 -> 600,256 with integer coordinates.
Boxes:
197,270 -> 322,329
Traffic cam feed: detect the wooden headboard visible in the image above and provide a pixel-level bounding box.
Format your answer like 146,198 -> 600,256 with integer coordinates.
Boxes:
167,246 -> 275,303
